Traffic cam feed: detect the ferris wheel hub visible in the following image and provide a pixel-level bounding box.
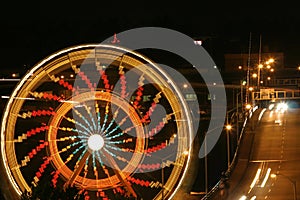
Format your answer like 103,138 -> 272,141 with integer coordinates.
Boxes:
88,134 -> 104,151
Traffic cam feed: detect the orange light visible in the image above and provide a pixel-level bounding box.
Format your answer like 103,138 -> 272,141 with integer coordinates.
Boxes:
225,124 -> 232,130
245,104 -> 251,110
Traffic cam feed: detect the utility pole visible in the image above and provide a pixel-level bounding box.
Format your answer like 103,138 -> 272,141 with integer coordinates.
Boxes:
257,34 -> 262,90
246,32 -> 252,105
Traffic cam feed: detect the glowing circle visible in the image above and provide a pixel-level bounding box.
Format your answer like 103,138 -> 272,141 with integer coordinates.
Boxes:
0,44 -> 193,200
88,134 -> 104,151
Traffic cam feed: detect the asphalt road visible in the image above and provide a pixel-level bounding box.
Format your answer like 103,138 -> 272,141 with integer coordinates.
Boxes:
210,105 -> 300,200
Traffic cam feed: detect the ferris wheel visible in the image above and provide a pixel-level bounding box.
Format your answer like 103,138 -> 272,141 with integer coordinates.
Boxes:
0,44 -> 195,200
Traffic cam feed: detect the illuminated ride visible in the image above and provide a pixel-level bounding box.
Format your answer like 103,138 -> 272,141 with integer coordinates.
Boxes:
0,44 -> 194,199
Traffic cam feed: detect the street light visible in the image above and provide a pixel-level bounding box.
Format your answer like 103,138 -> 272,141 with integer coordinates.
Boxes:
271,173 -> 297,200
257,58 -> 275,89
245,104 -> 252,110
225,114 -> 232,169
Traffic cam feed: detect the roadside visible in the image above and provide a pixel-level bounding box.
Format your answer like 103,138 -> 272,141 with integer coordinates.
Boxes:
206,107 -> 264,199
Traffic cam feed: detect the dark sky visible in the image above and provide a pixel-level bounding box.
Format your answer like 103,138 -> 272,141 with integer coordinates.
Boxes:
1,2 -> 300,74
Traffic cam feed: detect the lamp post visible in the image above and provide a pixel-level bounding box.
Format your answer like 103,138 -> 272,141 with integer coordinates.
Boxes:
225,114 -> 232,169
271,173 -> 297,200
257,64 -> 263,90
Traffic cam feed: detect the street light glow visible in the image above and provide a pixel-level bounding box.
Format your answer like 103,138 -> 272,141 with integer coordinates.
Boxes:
225,124 -> 232,130
270,174 -> 277,178
245,104 -> 251,110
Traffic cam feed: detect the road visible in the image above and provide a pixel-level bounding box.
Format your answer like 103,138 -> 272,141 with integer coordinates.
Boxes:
210,105 -> 300,200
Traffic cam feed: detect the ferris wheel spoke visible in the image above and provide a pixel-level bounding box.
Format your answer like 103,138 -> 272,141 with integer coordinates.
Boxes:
64,149 -> 91,189
102,150 -> 137,198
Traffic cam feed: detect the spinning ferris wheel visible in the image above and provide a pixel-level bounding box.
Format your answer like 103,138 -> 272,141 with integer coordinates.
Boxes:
0,44 -> 195,200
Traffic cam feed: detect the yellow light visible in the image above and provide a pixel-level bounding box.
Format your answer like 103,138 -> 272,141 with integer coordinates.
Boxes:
258,64 -> 263,68
270,174 -> 277,178
252,73 -> 257,78
270,68 -> 274,72
267,77 -> 271,80
245,104 -> 251,110
249,87 -> 254,91
225,124 -> 232,130
266,65 -> 271,69
238,65 -> 242,70
268,58 -> 274,63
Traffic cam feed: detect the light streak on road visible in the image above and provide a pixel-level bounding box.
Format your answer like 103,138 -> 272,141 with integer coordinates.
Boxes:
250,168 -> 261,190
239,195 -> 247,200
260,168 -> 271,187
258,108 -> 266,121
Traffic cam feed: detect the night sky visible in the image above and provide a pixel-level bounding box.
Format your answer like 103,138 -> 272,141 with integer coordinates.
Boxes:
0,2 -> 300,198
1,2 -> 300,74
